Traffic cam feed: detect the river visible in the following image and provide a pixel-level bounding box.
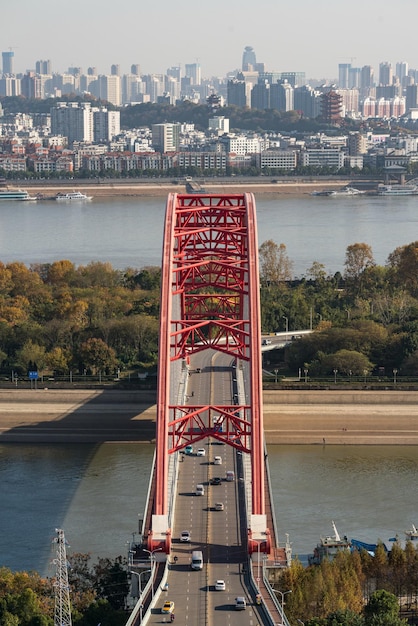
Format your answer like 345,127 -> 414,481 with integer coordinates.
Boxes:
1,442 -> 417,574
1,193 -> 417,276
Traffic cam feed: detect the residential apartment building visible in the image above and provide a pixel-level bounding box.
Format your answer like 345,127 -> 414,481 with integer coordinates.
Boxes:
151,123 -> 181,152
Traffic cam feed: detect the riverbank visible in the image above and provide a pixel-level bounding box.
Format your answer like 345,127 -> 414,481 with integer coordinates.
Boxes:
22,178 -> 370,198
0,389 -> 416,445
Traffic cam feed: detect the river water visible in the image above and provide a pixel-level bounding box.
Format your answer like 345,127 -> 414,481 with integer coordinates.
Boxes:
1,192 -> 418,276
1,192 -> 418,573
1,442 -> 417,574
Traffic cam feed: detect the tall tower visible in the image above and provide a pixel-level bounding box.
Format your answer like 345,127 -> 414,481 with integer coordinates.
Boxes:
242,46 -> 256,71
2,51 -> 14,75
53,529 -> 72,626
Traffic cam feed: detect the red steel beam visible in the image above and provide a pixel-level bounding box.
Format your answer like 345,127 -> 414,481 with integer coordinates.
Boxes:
155,193 -> 265,521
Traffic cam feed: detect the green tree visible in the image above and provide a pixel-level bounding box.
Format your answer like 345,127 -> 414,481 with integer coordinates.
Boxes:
363,589 -> 406,626
79,338 -> 117,374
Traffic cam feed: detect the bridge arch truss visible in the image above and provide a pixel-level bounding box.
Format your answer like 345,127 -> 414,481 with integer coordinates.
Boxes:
152,193 -> 267,552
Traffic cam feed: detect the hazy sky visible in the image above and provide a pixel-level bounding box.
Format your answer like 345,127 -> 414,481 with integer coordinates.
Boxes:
3,0 -> 418,80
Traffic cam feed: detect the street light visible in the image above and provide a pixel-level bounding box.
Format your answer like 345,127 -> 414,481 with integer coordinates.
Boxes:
333,368 -> 338,384
274,589 -> 292,624
393,368 -> 398,385
143,548 -> 162,599
282,316 -> 289,335
130,570 -> 151,621
273,369 -> 278,384
304,368 -> 308,383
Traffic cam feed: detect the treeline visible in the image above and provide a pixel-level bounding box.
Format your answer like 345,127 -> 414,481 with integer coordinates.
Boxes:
0,261 -> 161,379
259,240 -> 418,380
2,238 -> 418,382
277,541 -> 417,625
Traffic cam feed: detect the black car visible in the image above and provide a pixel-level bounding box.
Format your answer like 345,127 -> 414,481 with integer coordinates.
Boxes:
210,477 -> 222,485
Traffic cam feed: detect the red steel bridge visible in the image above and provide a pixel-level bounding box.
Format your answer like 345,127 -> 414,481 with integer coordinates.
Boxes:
148,191 -> 270,557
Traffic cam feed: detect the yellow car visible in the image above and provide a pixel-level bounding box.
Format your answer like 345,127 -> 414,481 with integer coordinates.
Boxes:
161,601 -> 175,614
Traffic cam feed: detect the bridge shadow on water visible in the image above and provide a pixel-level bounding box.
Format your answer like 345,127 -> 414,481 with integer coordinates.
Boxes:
0,389 -> 157,573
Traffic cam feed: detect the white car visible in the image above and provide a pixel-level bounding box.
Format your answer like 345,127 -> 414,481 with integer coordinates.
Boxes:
180,530 -> 190,542
196,447 -> 206,456
215,579 -> 226,591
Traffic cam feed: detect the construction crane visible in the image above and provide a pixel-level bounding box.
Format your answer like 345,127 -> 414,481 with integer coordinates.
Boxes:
52,529 -> 72,626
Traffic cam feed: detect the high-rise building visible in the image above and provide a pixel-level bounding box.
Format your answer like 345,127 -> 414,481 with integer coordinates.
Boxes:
2,50 -> 14,75
379,62 -> 393,86
360,65 -> 374,89
294,85 -> 321,118
227,79 -> 248,107
396,61 -> 408,85
111,64 -> 120,76
406,84 -> 418,114
131,64 -> 141,76
98,75 -> 121,106
36,60 -> 51,75
251,81 -> 270,110
167,66 -> 181,81
151,123 -> 180,152
93,107 -> 120,142
338,63 -> 351,89
242,46 -> 256,71
185,63 -> 201,85
50,102 -> 94,146
270,81 -> 294,112
280,72 -> 306,88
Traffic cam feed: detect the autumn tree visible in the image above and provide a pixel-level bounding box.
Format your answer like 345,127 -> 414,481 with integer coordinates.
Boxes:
259,240 -> 293,286
79,338 -> 117,374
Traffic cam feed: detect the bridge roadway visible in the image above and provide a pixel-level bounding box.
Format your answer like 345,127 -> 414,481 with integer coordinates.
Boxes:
136,349 -> 284,626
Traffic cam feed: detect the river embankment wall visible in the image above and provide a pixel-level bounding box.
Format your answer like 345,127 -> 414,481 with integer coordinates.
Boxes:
23,179 -> 368,199
0,389 -> 416,444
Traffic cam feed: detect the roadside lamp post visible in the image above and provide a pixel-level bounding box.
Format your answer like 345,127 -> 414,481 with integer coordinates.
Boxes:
304,368 -> 308,383
143,548 -> 162,599
274,589 -> 292,625
282,316 -> 289,336
130,570 -> 151,622
393,368 -> 398,385
333,368 -> 338,383
274,369 -> 278,384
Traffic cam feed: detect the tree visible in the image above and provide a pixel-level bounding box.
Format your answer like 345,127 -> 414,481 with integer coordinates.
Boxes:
363,589 -> 406,626
320,349 -> 374,376
79,338 -> 117,374
344,244 -> 375,293
259,240 -> 293,286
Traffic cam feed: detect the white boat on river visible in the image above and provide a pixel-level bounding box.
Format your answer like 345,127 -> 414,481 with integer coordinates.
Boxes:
55,191 -> 93,201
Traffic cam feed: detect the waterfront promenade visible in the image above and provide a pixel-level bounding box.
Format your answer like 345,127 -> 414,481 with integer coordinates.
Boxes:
0,389 -> 417,444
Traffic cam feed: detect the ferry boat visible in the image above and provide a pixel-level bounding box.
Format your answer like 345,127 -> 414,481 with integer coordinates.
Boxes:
311,187 -> 364,197
0,188 -> 38,201
377,184 -> 418,196
55,191 -> 93,201
308,521 -> 351,565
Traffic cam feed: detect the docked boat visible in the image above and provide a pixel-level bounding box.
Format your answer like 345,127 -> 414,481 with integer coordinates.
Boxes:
311,187 -> 364,197
404,524 -> 418,541
377,184 -> 418,196
0,188 -> 38,201
55,191 -> 93,201
308,521 -> 351,565
329,187 -> 365,196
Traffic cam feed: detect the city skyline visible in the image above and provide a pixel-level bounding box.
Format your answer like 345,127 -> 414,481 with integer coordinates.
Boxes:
2,0 -> 418,80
